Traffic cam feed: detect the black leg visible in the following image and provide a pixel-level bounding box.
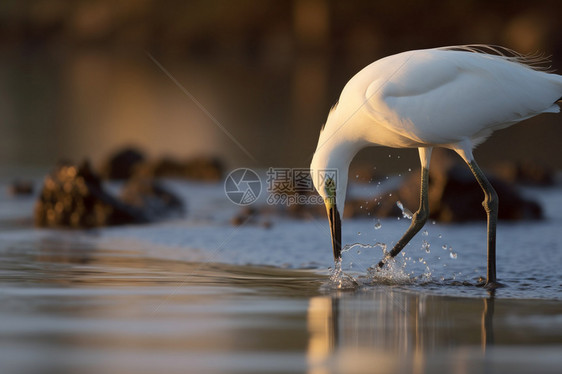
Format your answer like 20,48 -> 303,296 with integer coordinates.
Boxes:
378,166 -> 430,268
466,160 -> 502,288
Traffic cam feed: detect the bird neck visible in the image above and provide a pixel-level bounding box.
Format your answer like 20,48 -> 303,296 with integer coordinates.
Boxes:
317,138 -> 364,217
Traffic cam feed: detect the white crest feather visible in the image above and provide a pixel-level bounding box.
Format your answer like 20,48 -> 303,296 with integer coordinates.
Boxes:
439,44 -> 553,72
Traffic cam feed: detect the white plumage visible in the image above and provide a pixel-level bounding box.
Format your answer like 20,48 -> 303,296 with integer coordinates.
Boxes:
311,45 -> 562,288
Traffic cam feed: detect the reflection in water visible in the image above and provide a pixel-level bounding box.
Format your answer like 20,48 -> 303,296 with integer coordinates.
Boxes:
307,289 -> 496,374
307,297 -> 336,374
481,295 -> 495,351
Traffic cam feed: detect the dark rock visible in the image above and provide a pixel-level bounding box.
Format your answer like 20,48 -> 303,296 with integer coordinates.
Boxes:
120,178 -> 185,220
490,160 -> 555,186
135,156 -> 224,181
370,149 -> 543,222
231,206 -> 256,226
8,180 -> 34,196
139,157 -> 185,178
427,164 -> 542,222
231,206 -> 272,228
284,190 -> 325,219
100,147 -> 146,180
35,161 -> 148,228
183,156 -> 224,181
268,151 -> 542,222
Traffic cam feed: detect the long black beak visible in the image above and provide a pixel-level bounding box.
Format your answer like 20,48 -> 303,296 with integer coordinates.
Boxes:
327,205 -> 342,261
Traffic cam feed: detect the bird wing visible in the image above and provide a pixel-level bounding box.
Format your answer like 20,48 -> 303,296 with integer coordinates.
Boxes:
362,48 -> 562,146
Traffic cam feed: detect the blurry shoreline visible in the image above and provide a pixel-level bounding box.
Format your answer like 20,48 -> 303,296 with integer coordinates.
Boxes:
2,1 -> 562,172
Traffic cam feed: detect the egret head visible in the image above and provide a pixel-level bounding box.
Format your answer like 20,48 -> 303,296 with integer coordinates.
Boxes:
310,149 -> 347,261
310,103 -> 358,262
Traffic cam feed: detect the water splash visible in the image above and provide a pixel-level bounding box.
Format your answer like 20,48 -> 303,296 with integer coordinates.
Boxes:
375,242 -> 388,255
396,201 -> 413,219
332,236 -> 446,289
422,240 -> 431,253
326,259 -> 359,290
342,242 -> 387,259
368,256 -> 412,284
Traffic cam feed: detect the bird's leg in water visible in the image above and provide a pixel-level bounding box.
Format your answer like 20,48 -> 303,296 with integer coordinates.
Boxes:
466,160 -> 502,289
377,166 -> 430,268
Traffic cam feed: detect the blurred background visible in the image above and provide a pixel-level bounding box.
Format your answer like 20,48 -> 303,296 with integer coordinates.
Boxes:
1,0 -> 561,176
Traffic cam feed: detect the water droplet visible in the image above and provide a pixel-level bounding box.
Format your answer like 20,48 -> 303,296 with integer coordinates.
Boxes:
422,230 -> 428,236
422,240 -> 431,253
357,231 -> 361,235
397,155 -> 401,159
355,174 -> 359,179
388,154 -> 391,158
438,234 -> 442,239
442,244 -> 447,250
396,201 -> 413,219
357,250 -> 361,255
450,252 -> 457,259
360,205 -> 363,209
418,257 -> 424,262
374,220 -> 382,230
408,168 -> 412,172
432,220 -> 436,225
388,193 -> 392,197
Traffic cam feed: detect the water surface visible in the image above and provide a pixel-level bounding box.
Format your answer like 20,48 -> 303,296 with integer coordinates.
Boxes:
1,180 -> 561,373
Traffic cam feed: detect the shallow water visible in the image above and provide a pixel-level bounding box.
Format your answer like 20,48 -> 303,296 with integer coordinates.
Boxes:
1,180 -> 561,373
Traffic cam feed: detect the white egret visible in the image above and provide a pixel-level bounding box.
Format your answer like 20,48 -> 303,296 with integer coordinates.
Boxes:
310,45 -> 562,289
